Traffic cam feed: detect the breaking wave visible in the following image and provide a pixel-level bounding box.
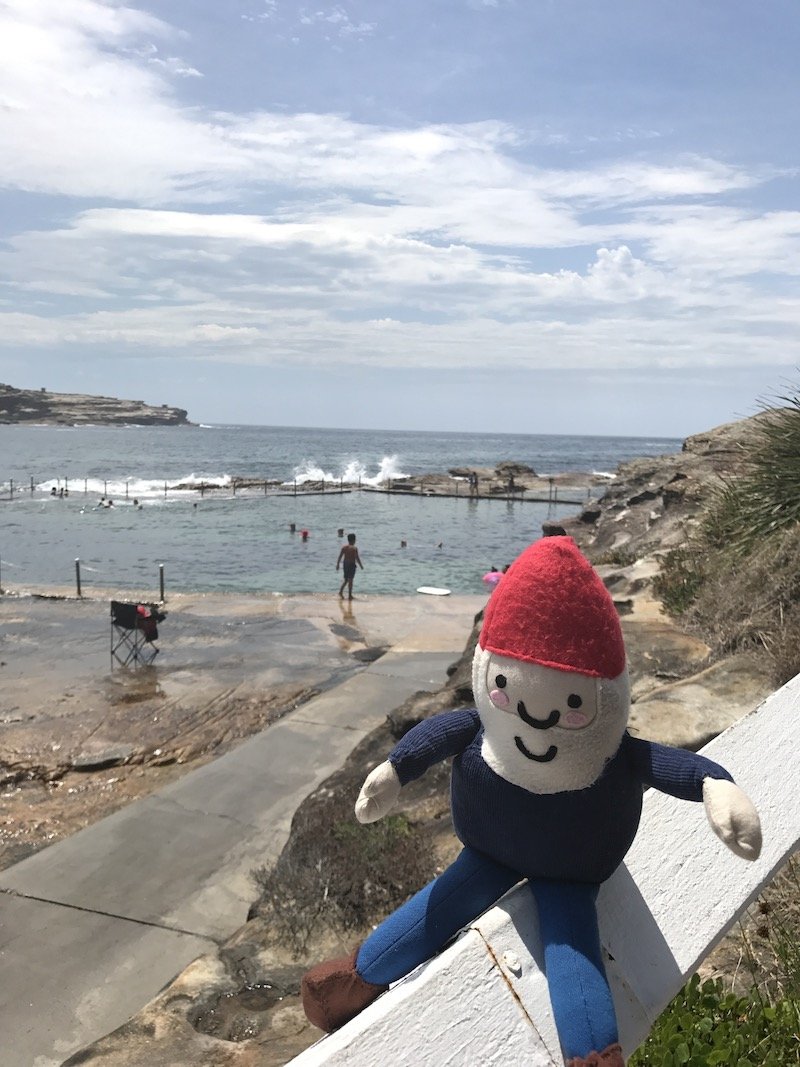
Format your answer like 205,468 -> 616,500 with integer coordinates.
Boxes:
290,455 -> 408,487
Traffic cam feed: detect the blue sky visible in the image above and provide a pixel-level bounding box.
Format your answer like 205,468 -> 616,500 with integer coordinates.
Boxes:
0,0 -> 798,435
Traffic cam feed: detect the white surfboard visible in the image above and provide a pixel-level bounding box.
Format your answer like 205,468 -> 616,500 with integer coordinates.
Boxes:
416,586 -> 451,596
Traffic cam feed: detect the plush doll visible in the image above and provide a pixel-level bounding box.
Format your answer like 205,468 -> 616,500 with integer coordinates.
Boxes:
301,537 -> 762,1066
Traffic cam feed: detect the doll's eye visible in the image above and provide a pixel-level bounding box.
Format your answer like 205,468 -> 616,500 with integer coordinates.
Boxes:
495,674 -> 507,689
567,694 -> 583,708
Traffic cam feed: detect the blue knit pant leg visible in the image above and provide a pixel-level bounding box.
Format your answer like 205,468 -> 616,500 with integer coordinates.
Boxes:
356,847 -> 520,986
529,879 -> 618,1061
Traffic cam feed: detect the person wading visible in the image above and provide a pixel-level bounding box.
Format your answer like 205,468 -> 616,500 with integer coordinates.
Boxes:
337,532 -> 364,600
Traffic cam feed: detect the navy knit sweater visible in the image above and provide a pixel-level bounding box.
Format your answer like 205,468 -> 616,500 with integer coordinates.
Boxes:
388,709 -> 733,884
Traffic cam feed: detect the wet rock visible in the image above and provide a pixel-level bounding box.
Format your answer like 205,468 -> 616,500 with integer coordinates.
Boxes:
328,622 -> 363,642
351,646 -> 388,664
495,460 -> 537,478
71,744 -> 135,771
191,981 -> 289,1041
541,520 -> 567,537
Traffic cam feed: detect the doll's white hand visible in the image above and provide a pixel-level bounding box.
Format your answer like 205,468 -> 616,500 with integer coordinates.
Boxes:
703,778 -> 762,861
355,760 -> 401,824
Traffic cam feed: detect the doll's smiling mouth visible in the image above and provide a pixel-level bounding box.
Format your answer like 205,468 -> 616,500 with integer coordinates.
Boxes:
514,736 -> 558,762
516,701 -> 560,730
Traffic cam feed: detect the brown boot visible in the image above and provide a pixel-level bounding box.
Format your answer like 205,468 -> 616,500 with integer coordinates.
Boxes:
566,1043 -> 625,1067
301,948 -> 389,1033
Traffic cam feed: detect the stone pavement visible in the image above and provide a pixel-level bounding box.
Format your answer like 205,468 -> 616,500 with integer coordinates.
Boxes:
0,594 -> 484,1067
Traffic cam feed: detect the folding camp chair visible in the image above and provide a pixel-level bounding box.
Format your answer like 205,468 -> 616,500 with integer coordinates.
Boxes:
110,601 -> 167,667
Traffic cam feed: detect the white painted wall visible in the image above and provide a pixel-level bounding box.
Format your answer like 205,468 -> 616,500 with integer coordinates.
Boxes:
289,674 -> 800,1066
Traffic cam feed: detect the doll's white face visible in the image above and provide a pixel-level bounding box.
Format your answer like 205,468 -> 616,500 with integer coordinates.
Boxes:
472,647 -> 630,794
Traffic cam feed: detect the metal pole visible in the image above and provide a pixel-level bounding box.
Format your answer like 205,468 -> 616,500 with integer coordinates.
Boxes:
75,558 -> 82,598
104,480 -> 107,496
9,479 -> 13,499
159,563 -> 165,603
125,481 -> 129,500
30,477 -> 34,493
84,478 -> 87,494
164,481 -> 167,498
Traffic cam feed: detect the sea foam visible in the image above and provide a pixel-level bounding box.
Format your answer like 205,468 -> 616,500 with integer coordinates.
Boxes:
291,454 -> 408,487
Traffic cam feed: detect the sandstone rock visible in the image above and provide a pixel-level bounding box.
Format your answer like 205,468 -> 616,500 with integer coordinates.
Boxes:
629,653 -> 773,750
562,414 -> 765,560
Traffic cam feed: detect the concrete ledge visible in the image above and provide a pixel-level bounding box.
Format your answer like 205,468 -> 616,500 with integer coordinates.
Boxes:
0,644 -> 467,1065
0,891 -> 212,1066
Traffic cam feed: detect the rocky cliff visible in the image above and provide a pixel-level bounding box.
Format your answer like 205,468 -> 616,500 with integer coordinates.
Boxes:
558,413 -> 764,558
0,383 -> 191,426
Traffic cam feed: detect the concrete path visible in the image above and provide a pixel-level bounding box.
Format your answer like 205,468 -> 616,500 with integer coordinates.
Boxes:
0,595 -> 484,1067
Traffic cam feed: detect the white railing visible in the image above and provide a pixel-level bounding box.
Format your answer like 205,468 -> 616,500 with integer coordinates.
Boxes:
288,674 -> 800,1065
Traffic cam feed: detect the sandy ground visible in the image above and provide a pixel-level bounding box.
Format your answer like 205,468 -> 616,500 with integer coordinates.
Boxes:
0,585 -> 483,870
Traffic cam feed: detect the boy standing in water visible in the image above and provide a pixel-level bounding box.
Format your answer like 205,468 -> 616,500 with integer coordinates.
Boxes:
337,533 -> 364,599
337,533 -> 364,601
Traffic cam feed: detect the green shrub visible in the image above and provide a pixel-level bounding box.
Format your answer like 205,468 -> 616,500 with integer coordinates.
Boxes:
634,861 -> 800,1065
653,546 -> 706,616
652,387 -> 800,683
721,395 -> 800,555
630,973 -> 800,1066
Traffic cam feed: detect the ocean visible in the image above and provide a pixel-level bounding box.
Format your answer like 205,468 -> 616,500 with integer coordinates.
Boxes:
0,424 -> 681,596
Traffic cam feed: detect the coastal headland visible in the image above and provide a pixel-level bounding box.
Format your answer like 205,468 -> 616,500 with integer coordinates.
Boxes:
0,412 -> 782,1065
0,383 -> 191,426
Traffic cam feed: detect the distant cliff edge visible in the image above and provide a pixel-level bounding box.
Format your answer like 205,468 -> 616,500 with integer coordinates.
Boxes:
0,384 -> 192,426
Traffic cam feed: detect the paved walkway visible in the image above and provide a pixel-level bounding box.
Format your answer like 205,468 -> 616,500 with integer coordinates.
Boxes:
0,595 -> 484,1067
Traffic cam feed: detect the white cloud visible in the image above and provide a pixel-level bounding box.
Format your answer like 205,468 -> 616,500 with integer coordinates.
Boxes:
639,208 -> 800,278
0,0 -> 797,396
0,2 -> 760,225
298,6 -> 376,38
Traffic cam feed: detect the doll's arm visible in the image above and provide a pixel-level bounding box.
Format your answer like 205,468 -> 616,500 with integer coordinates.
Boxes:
702,777 -> 762,860
626,734 -> 762,860
355,760 -> 401,823
354,708 -> 481,824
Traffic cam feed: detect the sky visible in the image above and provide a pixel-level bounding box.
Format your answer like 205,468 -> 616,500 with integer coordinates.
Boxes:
0,0 -> 798,436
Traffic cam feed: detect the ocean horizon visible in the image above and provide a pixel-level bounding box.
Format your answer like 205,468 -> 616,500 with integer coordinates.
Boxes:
0,423 -> 682,597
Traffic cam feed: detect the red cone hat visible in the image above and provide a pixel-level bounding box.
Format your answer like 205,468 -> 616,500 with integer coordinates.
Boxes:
479,536 -> 626,678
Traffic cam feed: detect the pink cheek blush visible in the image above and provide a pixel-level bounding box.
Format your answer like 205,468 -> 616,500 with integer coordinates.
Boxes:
489,689 -> 509,709
565,711 -> 588,727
